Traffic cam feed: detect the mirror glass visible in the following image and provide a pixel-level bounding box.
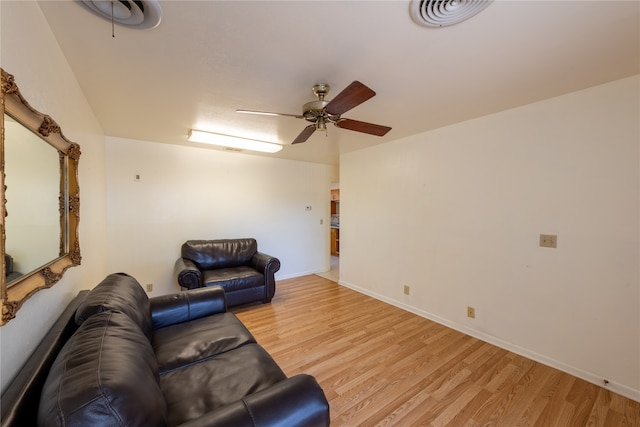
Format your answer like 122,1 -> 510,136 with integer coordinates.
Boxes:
4,114 -> 62,284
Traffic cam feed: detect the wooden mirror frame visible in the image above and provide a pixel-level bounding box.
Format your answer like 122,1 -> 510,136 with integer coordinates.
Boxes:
0,69 -> 81,325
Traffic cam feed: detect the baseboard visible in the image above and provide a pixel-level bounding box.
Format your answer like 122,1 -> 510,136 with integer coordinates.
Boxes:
338,279 -> 640,403
276,269 -> 327,281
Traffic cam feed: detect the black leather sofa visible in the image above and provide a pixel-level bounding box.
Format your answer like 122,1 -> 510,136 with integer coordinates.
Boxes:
1,273 -> 329,427
174,238 -> 280,307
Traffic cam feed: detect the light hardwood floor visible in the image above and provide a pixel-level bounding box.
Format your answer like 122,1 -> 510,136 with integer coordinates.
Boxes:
233,275 -> 640,426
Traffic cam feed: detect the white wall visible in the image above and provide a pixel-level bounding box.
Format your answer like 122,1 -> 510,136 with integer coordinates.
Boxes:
0,2 -> 108,392
105,137 -> 331,295
340,76 -> 640,401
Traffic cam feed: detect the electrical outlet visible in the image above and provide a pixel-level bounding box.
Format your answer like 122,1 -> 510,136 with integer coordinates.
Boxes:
467,306 -> 475,318
539,234 -> 557,248
146,283 -> 153,292
403,285 -> 410,295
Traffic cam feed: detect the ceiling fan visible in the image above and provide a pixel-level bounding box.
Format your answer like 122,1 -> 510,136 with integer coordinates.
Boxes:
237,81 -> 392,145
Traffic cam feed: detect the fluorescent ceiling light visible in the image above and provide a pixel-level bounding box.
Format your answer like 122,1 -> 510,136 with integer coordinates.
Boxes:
188,129 -> 282,153
236,109 -> 280,116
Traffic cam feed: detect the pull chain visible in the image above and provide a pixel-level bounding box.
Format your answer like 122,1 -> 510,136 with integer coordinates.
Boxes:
111,1 -> 115,38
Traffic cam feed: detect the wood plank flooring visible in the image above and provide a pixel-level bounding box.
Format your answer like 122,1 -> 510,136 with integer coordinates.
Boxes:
233,275 -> 640,426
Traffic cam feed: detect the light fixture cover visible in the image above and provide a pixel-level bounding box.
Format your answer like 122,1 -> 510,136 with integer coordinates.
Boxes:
188,130 -> 283,153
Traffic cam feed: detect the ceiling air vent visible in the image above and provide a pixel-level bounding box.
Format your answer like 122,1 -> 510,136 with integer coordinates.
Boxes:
80,0 -> 162,29
410,0 -> 493,27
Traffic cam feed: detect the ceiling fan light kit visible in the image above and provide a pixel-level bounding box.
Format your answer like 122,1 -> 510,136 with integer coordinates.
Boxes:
187,130 -> 283,154
410,0 -> 493,27
237,80 -> 392,145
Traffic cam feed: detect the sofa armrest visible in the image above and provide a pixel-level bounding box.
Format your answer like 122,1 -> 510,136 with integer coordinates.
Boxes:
177,374 -> 329,427
1,291 -> 89,427
174,258 -> 202,290
149,286 -> 227,330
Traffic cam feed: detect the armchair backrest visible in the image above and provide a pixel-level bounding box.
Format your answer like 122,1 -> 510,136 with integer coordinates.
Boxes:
182,238 -> 258,270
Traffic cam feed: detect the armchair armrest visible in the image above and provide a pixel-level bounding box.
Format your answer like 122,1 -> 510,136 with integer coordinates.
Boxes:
178,374 -> 329,427
250,251 -> 280,275
175,258 -> 202,290
250,252 -> 280,303
149,286 -> 227,330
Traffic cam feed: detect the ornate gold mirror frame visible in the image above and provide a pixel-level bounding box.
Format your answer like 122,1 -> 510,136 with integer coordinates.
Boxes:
0,69 -> 81,325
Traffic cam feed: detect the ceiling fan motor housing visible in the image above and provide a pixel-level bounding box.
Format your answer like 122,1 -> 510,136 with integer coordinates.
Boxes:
303,100 -> 329,121
303,84 -> 341,126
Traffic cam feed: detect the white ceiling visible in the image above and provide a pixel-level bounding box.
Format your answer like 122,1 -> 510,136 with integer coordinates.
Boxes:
38,0 -> 639,166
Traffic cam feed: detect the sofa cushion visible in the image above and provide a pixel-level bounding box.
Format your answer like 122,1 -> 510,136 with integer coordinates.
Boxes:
152,312 -> 256,374
74,272 -> 153,339
38,311 -> 166,427
159,343 -> 287,426
202,266 -> 263,291
181,238 -> 257,270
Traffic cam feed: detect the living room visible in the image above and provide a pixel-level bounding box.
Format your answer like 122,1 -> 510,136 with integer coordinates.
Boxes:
0,0 -> 638,422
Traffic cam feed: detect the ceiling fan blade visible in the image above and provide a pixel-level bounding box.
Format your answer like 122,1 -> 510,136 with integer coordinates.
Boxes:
325,81 -> 376,116
236,109 -> 303,119
292,125 -> 316,144
336,119 -> 392,136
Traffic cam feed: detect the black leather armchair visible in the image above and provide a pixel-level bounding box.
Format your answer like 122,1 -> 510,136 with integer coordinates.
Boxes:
174,238 -> 280,307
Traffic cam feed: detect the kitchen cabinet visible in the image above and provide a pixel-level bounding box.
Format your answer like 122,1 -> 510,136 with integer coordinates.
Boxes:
331,228 -> 340,256
330,189 -> 340,215
330,188 -> 340,256
331,200 -> 339,215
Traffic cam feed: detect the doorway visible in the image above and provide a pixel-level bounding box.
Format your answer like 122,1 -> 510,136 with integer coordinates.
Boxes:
329,187 -> 340,280
318,186 -> 340,282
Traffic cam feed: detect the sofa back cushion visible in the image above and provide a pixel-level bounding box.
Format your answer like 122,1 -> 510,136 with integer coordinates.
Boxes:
182,238 -> 258,270
38,311 -> 166,427
74,272 -> 152,339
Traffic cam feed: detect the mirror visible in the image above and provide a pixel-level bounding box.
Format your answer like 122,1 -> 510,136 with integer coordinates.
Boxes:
1,69 -> 81,325
5,115 -> 61,279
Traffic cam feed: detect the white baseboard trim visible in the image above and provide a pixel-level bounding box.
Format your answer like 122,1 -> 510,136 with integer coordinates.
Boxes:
338,279 -> 640,403
276,269 -> 327,281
